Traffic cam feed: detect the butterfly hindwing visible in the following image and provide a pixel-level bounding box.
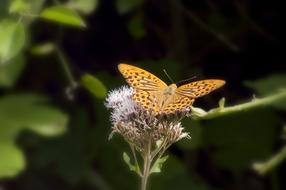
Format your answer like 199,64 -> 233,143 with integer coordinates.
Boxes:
118,64 -> 167,91
176,79 -> 225,98
160,94 -> 194,114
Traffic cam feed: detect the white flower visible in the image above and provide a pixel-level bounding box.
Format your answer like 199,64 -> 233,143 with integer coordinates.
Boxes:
105,86 -> 190,150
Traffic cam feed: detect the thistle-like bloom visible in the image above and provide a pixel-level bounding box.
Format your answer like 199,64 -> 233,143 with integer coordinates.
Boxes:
105,86 -> 190,151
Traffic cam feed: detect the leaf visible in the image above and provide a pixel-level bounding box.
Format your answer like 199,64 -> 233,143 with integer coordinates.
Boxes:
123,152 -> 138,173
9,0 -> 30,14
244,74 -> 286,95
116,0 -> 144,14
0,19 -> 26,63
40,6 -> 86,28
29,0 -> 45,14
30,42 -> 55,55
26,0 -> 45,24
0,143 -> 25,178
190,106 -> 207,118
67,0 -> 99,14
201,108 -> 279,173
151,155 -> 208,190
32,109 -> 97,185
244,74 -> 286,109
0,54 -> 25,88
150,155 -> 169,174
0,94 -> 68,178
128,13 -> 146,39
81,74 -> 107,99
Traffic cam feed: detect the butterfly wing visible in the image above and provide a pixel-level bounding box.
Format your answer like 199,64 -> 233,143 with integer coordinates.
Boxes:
176,79 -> 225,98
159,79 -> 225,114
118,63 -> 167,114
133,89 -> 160,114
160,94 -> 194,114
118,63 -> 168,91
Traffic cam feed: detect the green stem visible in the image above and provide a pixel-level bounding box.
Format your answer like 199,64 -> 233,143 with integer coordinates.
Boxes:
195,90 -> 286,119
253,145 -> 286,175
176,2 -> 239,52
150,144 -> 169,172
55,47 -> 77,89
19,13 -> 39,18
130,144 -> 142,176
151,138 -> 167,160
141,140 -> 151,190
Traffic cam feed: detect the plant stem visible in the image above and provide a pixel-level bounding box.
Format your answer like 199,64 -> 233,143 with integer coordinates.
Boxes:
141,140 -> 152,190
176,1 -> 239,52
194,90 -> 286,120
253,145 -> 286,175
56,47 -> 77,88
130,144 -> 142,176
55,47 -> 78,99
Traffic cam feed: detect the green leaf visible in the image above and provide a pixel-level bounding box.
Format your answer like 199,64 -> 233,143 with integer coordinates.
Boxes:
244,74 -> 286,109
0,19 -> 26,63
123,152 -> 137,172
0,54 -> 25,88
26,0 -> 45,24
29,0 -> 45,14
81,74 -> 107,99
0,143 -> 25,178
190,106 -> 207,118
40,6 -> 86,28
32,109 -> 99,185
67,0 -> 99,14
201,109 -> 278,173
116,0 -> 144,14
128,13 -> 146,39
244,74 -> 286,95
30,42 -> 55,55
150,155 -> 169,174
151,155 -> 208,190
0,94 -> 68,178
9,0 -> 30,14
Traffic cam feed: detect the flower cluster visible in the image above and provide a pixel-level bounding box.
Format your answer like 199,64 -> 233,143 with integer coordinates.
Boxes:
105,86 -> 190,151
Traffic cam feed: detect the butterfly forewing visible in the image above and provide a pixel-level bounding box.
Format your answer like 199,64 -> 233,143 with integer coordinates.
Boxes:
118,64 -> 167,91
133,89 -> 160,113
176,80 -> 225,98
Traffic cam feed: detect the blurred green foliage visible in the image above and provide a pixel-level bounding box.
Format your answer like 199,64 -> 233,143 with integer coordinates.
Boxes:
0,55 -> 25,87
0,94 -> 67,177
40,6 -> 86,27
0,0 -> 285,190
81,74 -> 107,99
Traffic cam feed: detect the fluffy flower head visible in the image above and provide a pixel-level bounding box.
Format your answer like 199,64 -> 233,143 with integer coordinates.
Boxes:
105,86 -> 190,150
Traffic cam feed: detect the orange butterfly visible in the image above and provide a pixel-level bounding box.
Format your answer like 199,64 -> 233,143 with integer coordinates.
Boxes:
118,63 -> 225,115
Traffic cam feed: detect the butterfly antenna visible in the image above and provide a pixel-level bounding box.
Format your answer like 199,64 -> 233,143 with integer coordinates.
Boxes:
176,76 -> 197,85
163,69 -> 175,84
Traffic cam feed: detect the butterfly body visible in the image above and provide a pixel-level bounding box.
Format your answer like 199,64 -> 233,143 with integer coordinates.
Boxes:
164,84 -> 177,95
157,84 -> 177,108
118,64 -> 225,115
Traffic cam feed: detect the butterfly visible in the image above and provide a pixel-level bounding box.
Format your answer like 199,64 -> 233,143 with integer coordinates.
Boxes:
118,63 -> 225,115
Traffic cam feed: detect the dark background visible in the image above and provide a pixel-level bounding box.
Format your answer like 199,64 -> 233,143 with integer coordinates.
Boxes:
1,0 -> 286,189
